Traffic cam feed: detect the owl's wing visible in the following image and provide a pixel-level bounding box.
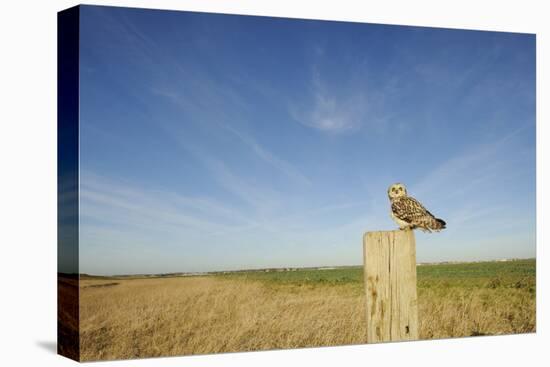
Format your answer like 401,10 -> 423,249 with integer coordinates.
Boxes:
391,196 -> 434,223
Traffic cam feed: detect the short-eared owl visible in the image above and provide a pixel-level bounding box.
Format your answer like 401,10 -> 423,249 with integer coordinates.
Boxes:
388,183 -> 446,232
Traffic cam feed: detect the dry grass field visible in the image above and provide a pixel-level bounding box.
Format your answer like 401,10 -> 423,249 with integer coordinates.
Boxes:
76,259 -> 535,361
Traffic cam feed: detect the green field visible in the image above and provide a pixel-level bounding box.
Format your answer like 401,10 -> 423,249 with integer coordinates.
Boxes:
216,259 -> 535,289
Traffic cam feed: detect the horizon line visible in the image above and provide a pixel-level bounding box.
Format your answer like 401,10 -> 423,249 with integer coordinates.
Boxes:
63,257 -> 536,278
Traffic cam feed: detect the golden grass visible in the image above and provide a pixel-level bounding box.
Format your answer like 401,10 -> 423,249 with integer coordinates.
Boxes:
79,275 -> 535,361
418,285 -> 535,339
58,276 -> 80,360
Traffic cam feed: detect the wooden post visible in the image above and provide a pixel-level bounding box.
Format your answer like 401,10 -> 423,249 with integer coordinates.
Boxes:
363,229 -> 418,343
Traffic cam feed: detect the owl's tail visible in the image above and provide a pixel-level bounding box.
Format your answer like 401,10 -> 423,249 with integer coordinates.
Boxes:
434,218 -> 446,230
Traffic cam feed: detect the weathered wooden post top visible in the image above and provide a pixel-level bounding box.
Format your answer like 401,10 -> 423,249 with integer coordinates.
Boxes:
363,229 -> 418,343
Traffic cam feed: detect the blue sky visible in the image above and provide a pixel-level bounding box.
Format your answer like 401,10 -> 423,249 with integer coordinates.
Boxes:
77,5 -> 536,275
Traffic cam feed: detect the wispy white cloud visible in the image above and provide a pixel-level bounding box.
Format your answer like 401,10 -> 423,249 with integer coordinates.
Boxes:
412,124 -> 532,199
290,68 -> 370,133
151,66 -> 311,190
195,154 -> 284,217
223,125 -> 311,187
80,171 -> 255,238
80,168 -> 379,249
408,125 -> 535,237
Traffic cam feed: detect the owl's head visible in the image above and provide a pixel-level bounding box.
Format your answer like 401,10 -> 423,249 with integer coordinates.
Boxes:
388,183 -> 407,200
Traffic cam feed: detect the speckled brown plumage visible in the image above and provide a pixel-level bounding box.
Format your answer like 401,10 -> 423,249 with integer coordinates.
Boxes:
387,183 -> 446,232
